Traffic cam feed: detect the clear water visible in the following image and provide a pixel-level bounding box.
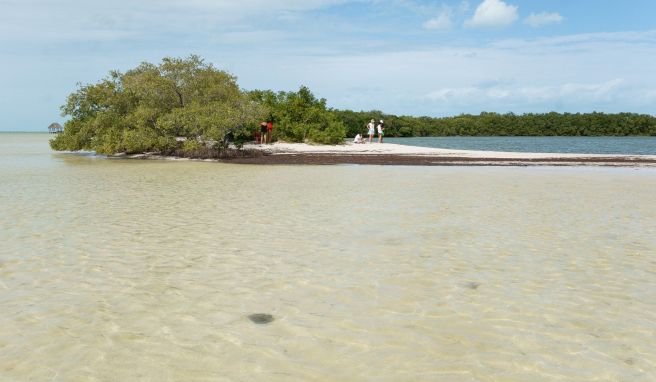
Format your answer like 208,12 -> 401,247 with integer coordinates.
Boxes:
1,133 -> 656,381
386,136 -> 656,155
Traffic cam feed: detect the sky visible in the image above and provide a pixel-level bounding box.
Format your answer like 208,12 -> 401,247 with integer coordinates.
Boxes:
1,0 -> 655,131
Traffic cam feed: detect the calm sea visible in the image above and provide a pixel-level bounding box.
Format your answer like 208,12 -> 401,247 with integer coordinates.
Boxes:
387,136 -> 656,155
1,133 -> 656,381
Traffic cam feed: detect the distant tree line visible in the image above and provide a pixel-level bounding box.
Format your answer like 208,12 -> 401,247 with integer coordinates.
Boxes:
334,110 -> 656,138
51,55 -> 655,156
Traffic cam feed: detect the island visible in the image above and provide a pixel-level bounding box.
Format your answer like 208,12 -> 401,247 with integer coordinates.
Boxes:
51,56 -> 656,167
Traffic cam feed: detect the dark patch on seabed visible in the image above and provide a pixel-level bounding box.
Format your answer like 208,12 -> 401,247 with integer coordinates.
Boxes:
465,282 -> 481,290
248,313 -> 274,324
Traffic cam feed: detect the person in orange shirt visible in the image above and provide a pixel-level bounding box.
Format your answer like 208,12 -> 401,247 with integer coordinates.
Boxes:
266,120 -> 273,144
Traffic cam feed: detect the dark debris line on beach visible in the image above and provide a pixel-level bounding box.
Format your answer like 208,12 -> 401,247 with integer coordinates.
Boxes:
223,153 -> 656,167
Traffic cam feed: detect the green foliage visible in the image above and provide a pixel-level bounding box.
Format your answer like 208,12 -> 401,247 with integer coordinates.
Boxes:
182,139 -> 203,152
333,110 -> 656,137
249,86 -> 346,144
51,55 -> 267,155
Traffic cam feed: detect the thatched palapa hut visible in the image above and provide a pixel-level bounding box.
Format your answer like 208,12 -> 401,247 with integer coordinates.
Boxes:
48,122 -> 63,134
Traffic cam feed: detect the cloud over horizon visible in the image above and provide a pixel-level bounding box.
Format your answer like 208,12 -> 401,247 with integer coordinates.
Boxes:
425,79 -> 625,108
465,0 -> 518,28
423,7 -> 455,30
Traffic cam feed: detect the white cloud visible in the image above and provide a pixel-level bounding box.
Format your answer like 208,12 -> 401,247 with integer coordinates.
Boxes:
465,0 -> 518,28
426,79 -> 625,105
0,0 -> 349,42
490,30 -> 656,50
423,8 -> 454,30
422,1 -> 475,30
524,12 -> 564,28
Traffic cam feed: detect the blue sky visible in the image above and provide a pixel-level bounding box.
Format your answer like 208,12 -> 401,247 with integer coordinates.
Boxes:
2,0 -> 655,131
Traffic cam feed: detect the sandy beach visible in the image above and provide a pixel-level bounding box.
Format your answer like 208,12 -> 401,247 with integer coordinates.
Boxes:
235,141 -> 656,167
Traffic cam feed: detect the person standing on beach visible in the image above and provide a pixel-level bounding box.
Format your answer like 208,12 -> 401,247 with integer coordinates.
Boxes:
259,121 -> 268,144
377,119 -> 385,143
266,120 -> 273,144
367,119 -> 375,143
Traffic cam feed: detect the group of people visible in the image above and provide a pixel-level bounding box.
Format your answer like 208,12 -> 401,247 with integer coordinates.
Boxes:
354,119 -> 385,144
257,121 -> 273,144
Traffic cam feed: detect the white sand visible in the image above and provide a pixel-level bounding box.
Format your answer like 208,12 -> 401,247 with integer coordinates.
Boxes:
247,141 -> 656,160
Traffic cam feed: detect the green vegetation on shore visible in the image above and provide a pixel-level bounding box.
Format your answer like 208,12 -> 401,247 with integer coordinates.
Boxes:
51,56 -> 262,154
335,110 -> 656,138
248,88 -> 345,144
51,56 -> 343,155
51,55 -> 656,155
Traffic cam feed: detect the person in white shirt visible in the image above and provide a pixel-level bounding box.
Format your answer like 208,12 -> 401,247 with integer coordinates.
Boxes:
367,119 -> 375,143
377,119 -> 385,143
353,133 -> 363,144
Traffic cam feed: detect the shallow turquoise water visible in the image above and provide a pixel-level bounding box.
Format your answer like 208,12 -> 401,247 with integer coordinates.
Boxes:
386,136 -> 656,155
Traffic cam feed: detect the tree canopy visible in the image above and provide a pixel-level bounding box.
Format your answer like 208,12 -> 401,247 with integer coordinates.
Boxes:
51,56 -> 348,155
51,56 -> 267,154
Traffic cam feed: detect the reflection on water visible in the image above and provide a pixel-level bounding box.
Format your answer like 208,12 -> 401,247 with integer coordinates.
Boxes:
1,134 -> 656,381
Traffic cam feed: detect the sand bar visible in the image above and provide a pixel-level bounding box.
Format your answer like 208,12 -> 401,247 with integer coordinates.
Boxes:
233,142 -> 656,167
